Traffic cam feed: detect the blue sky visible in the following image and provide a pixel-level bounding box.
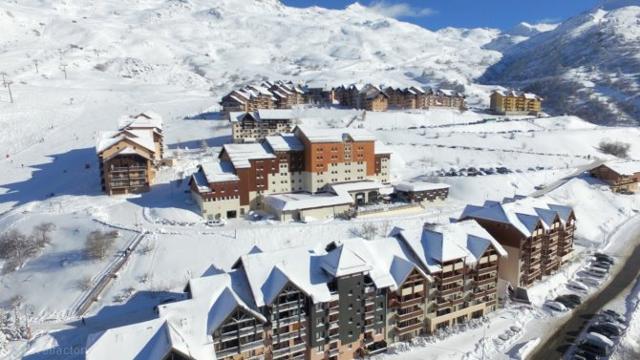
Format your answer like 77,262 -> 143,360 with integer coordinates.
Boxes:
281,0 -> 600,30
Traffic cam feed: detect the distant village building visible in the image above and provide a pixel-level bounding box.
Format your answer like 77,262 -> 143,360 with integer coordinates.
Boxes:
189,126 -> 392,220
460,196 -> 576,288
490,90 -> 543,115
230,109 -> 296,143
394,182 -> 450,204
86,220 -> 506,360
589,161 -> 640,193
96,112 -> 164,195
221,81 -> 467,115
220,81 -> 306,115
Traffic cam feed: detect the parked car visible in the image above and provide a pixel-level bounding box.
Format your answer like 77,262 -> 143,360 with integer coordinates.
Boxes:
579,333 -> 613,357
590,261 -> 611,271
587,266 -> 608,277
496,167 -> 510,174
584,268 -> 607,279
206,218 -> 226,227
572,350 -> 600,360
594,253 -> 615,264
587,324 -> 620,340
577,276 -> 602,287
558,294 -> 582,306
567,280 -> 589,293
601,309 -> 626,325
545,300 -> 568,312
596,317 -> 627,331
555,295 -> 579,309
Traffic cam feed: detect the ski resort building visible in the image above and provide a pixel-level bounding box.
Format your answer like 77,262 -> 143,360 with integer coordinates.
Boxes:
230,109 -> 296,143
334,84 -> 465,112
394,182 -> 450,204
459,196 -> 576,288
86,220 -> 506,360
189,126 -> 392,220
589,161 -> 640,193
490,90 -> 543,115
220,81 -> 306,115
96,112 -> 164,195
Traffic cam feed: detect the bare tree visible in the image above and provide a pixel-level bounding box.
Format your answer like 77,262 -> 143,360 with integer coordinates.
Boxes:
32,222 -> 56,249
360,223 -> 378,240
0,230 -> 38,273
85,230 -> 118,260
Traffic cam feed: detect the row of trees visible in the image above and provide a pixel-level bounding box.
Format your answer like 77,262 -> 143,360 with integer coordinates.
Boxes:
0,224 -> 120,274
0,223 -> 55,274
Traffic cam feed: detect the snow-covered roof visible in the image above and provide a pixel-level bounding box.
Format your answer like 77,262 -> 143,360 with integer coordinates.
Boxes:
264,191 -> 353,212
257,109 -> 296,120
601,161 -> 640,176
395,220 -> 506,273
229,110 -> 296,123
221,143 -> 276,168
374,140 -> 393,155
327,180 -> 385,196
321,245 -> 372,277
239,247 -> 334,306
334,237 -> 432,291
86,318 -> 189,360
119,111 -> 163,131
295,125 -> 376,143
265,133 -> 304,152
492,89 -> 541,100
394,181 -> 450,192
96,129 -> 156,155
460,196 -> 574,237
143,271 -> 265,360
199,161 -> 239,184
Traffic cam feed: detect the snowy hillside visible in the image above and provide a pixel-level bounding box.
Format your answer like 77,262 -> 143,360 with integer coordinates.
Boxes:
482,0 -> 640,125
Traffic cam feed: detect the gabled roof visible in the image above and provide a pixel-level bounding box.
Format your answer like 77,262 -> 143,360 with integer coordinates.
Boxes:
395,220 -> 506,273
460,196 -> 574,236
599,161 -> 640,176
199,161 -> 239,184
96,129 -> 156,155
321,245 -> 372,277
119,111 -> 163,131
239,247 -> 333,306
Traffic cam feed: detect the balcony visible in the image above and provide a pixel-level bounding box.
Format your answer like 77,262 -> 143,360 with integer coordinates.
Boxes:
440,273 -> 464,284
111,165 -> 147,173
396,322 -> 423,335
273,329 -> 306,343
272,342 -> 307,359
475,277 -> 496,287
438,286 -> 462,296
398,296 -> 424,308
477,265 -> 497,275
397,308 -> 423,322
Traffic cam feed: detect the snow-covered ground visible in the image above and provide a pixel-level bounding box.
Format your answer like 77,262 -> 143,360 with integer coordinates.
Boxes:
1,0 -> 640,359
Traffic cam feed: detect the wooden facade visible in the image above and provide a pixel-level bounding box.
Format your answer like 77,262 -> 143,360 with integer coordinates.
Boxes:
590,163 -> 640,193
490,90 -> 542,115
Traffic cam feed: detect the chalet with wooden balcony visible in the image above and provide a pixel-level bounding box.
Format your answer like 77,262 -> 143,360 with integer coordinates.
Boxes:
394,220 -> 506,333
96,112 -> 164,196
460,196 -> 576,288
424,88 -> 466,110
589,161 -> 640,193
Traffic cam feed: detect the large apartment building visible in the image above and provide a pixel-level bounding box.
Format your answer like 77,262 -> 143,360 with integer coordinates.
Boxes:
589,161 -> 640,193
86,220 -> 506,360
490,90 -> 543,115
460,196 -> 576,288
189,126 -> 391,220
96,112 -> 164,195
334,85 -> 466,112
230,110 -> 296,143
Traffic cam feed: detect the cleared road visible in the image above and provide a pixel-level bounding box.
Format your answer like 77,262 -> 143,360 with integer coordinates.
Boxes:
530,236 -> 640,359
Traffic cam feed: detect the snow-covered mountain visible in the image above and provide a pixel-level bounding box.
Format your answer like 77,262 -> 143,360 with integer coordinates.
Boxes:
0,0 -> 501,105
482,0 -> 640,125
483,22 -> 558,52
